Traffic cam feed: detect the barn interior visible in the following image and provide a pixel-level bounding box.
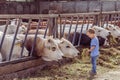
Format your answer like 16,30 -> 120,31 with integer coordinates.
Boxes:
0,0 -> 119,80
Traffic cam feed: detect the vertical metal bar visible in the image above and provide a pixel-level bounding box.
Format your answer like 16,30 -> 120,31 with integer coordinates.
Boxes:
110,15 -> 113,24
44,19 -> 49,38
101,15 -> 106,27
8,19 -> 22,61
56,17 -> 58,38
53,17 -> 57,38
62,16 -> 67,37
112,14 -> 116,26
106,15 -> 109,27
92,15 -> 96,26
20,19 -> 32,57
78,16 -> 85,46
67,16 -> 73,40
72,16 -> 79,45
59,15 -> 62,38
117,14 -> 120,26
0,19 -> 10,51
114,14 -> 117,26
30,18 -> 41,56
86,15 -> 90,30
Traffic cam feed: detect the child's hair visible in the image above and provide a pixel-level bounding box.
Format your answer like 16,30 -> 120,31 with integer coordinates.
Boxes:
87,28 -> 95,34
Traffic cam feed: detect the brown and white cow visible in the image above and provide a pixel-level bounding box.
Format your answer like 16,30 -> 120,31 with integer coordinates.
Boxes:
17,35 -> 63,61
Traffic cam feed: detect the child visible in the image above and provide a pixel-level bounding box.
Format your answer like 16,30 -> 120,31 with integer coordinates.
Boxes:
86,28 -> 99,76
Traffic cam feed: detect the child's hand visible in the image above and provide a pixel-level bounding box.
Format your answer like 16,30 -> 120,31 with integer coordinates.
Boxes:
87,50 -> 90,53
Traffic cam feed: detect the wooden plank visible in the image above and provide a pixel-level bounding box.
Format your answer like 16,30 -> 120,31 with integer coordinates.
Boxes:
0,58 -> 45,75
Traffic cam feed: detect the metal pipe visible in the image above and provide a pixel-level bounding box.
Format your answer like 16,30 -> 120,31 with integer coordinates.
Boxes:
44,19 -> 49,38
20,19 -> 32,57
72,16 -> 79,45
0,19 -> 10,52
30,18 -> 41,56
67,16 -> 73,40
8,19 -> 22,61
78,16 -> 85,46
62,16 -> 67,37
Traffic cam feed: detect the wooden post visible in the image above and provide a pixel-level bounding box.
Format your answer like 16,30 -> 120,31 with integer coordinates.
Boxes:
48,10 -> 55,36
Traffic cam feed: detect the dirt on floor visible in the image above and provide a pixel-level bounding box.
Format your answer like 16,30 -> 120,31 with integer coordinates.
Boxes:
0,46 -> 120,80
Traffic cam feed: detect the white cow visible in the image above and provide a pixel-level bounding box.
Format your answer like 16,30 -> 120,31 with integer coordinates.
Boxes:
58,24 -> 110,39
0,25 -> 27,34
103,24 -> 120,38
55,38 -> 79,58
0,19 -> 27,34
0,32 -> 29,61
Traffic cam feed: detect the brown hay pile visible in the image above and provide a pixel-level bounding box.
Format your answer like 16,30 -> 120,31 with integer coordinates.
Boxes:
98,59 -> 116,69
107,33 -> 118,46
80,46 -> 120,69
100,47 -> 120,56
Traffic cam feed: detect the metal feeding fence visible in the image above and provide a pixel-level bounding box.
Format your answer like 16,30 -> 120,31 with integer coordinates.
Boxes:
0,11 -> 120,66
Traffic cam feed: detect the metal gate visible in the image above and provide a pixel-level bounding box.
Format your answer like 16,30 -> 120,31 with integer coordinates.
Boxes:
0,11 -> 120,66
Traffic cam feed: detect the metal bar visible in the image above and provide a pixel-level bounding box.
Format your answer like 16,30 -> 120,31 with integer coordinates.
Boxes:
44,19 -> 49,38
106,15 -> 109,27
55,17 -> 58,38
67,16 -> 73,40
0,19 -> 10,52
117,14 -> 120,26
30,18 -> 41,56
101,15 -> 106,27
20,19 -> 32,57
114,14 -> 117,26
78,16 -> 85,46
86,15 -> 90,30
72,16 -> 79,45
59,15 -> 62,38
62,16 -> 67,37
52,17 -> 57,38
8,19 -> 22,61
110,15 -> 113,24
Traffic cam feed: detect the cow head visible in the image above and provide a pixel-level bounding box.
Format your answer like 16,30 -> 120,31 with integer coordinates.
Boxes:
92,26 -> 110,39
56,38 -> 79,58
40,36 -> 63,61
106,24 -> 120,38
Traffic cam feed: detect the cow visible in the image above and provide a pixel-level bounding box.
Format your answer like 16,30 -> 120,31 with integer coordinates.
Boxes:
103,24 -> 120,38
18,34 -> 79,59
0,32 -> 29,61
0,24 -> 27,34
63,32 -> 106,46
55,38 -> 79,58
17,35 -> 63,61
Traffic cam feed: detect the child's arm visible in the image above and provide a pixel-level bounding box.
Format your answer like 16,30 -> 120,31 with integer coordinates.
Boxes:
88,46 -> 95,52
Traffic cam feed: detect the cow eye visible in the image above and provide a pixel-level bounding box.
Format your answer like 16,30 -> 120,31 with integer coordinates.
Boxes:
48,39 -> 51,43
66,46 -> 70,48
52,47 -> 56,51
98,30 -> 101,32
113,29 -> 116,31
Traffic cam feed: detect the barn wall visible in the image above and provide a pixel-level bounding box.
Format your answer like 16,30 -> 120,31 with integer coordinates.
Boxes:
0,1 -> 120,14
0,2 -> 37,14
39,1 -> 120,14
